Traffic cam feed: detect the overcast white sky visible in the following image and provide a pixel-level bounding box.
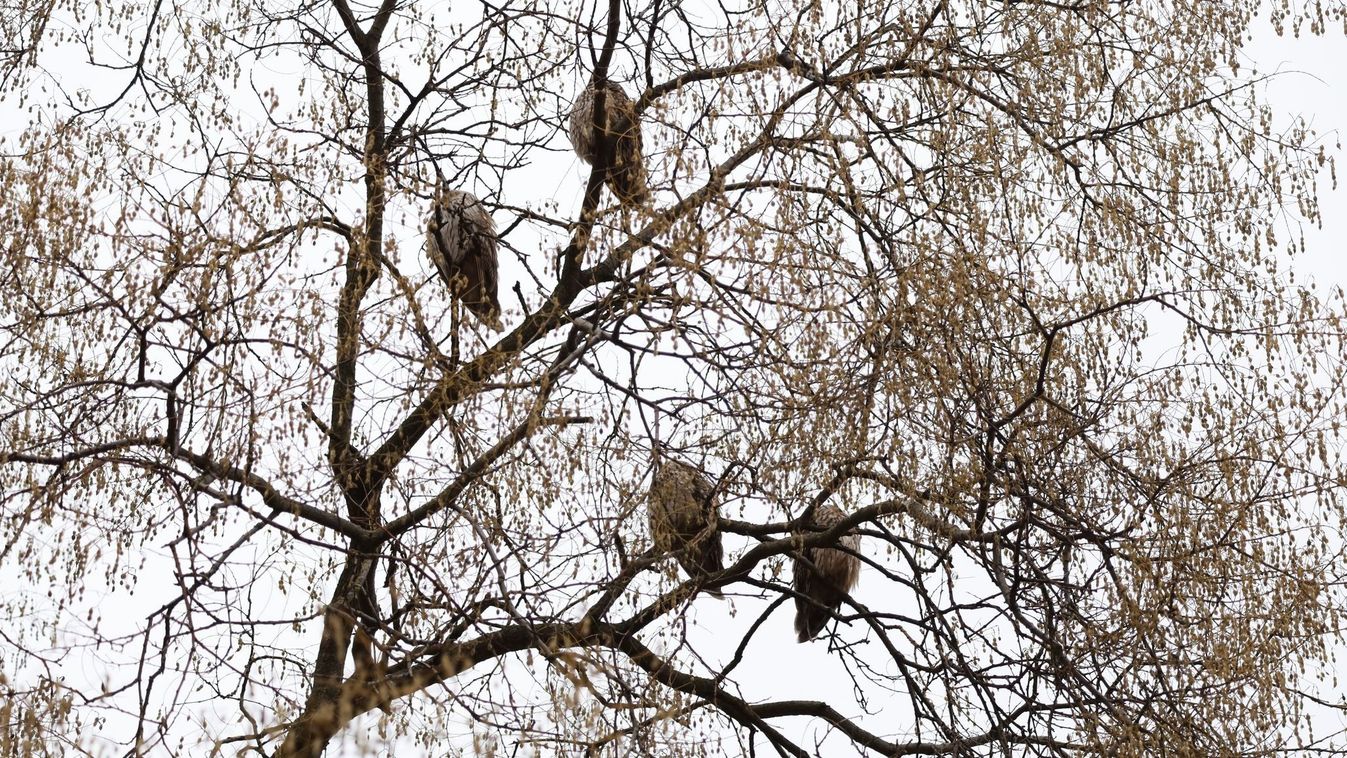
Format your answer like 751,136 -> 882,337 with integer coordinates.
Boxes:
1247,27 -> 1346,290
2,6 -> 1346,757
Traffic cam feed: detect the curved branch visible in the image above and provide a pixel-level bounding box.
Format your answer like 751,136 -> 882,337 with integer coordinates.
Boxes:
379,414 -> 592,539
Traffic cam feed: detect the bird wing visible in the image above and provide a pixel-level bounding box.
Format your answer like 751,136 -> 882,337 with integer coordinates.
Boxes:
479,236 -> 499,312
457,233 -> 501,326
688,468 -> 717,512
433,198 -> 467,265
567,86 -> 596,164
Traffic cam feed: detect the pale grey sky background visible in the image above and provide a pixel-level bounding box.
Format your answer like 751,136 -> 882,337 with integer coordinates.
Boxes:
1247,27 -> 1345,290
2,5 -> 1346,756
355,19 -> 1347,755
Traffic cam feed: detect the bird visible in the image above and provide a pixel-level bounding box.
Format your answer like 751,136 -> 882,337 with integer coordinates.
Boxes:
793,503 -> 861,642
426,185 -> 501,328
567,81 -> 650,206
647,454 -> 724,597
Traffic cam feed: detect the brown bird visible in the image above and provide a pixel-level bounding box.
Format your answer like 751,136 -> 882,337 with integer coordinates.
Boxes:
568,81 -> 650,206
647,455 -> 723,597
426,185 -> 501,328
793,503 -> 861,642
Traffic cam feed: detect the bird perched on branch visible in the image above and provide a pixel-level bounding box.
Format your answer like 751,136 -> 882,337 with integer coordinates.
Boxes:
568,81 -> 650,206
426,185 -> 501,328
793,503 -> 861,642
648,454 -> 723,597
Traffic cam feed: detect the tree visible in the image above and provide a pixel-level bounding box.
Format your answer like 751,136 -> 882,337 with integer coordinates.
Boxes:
2,0 -> 1346,755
